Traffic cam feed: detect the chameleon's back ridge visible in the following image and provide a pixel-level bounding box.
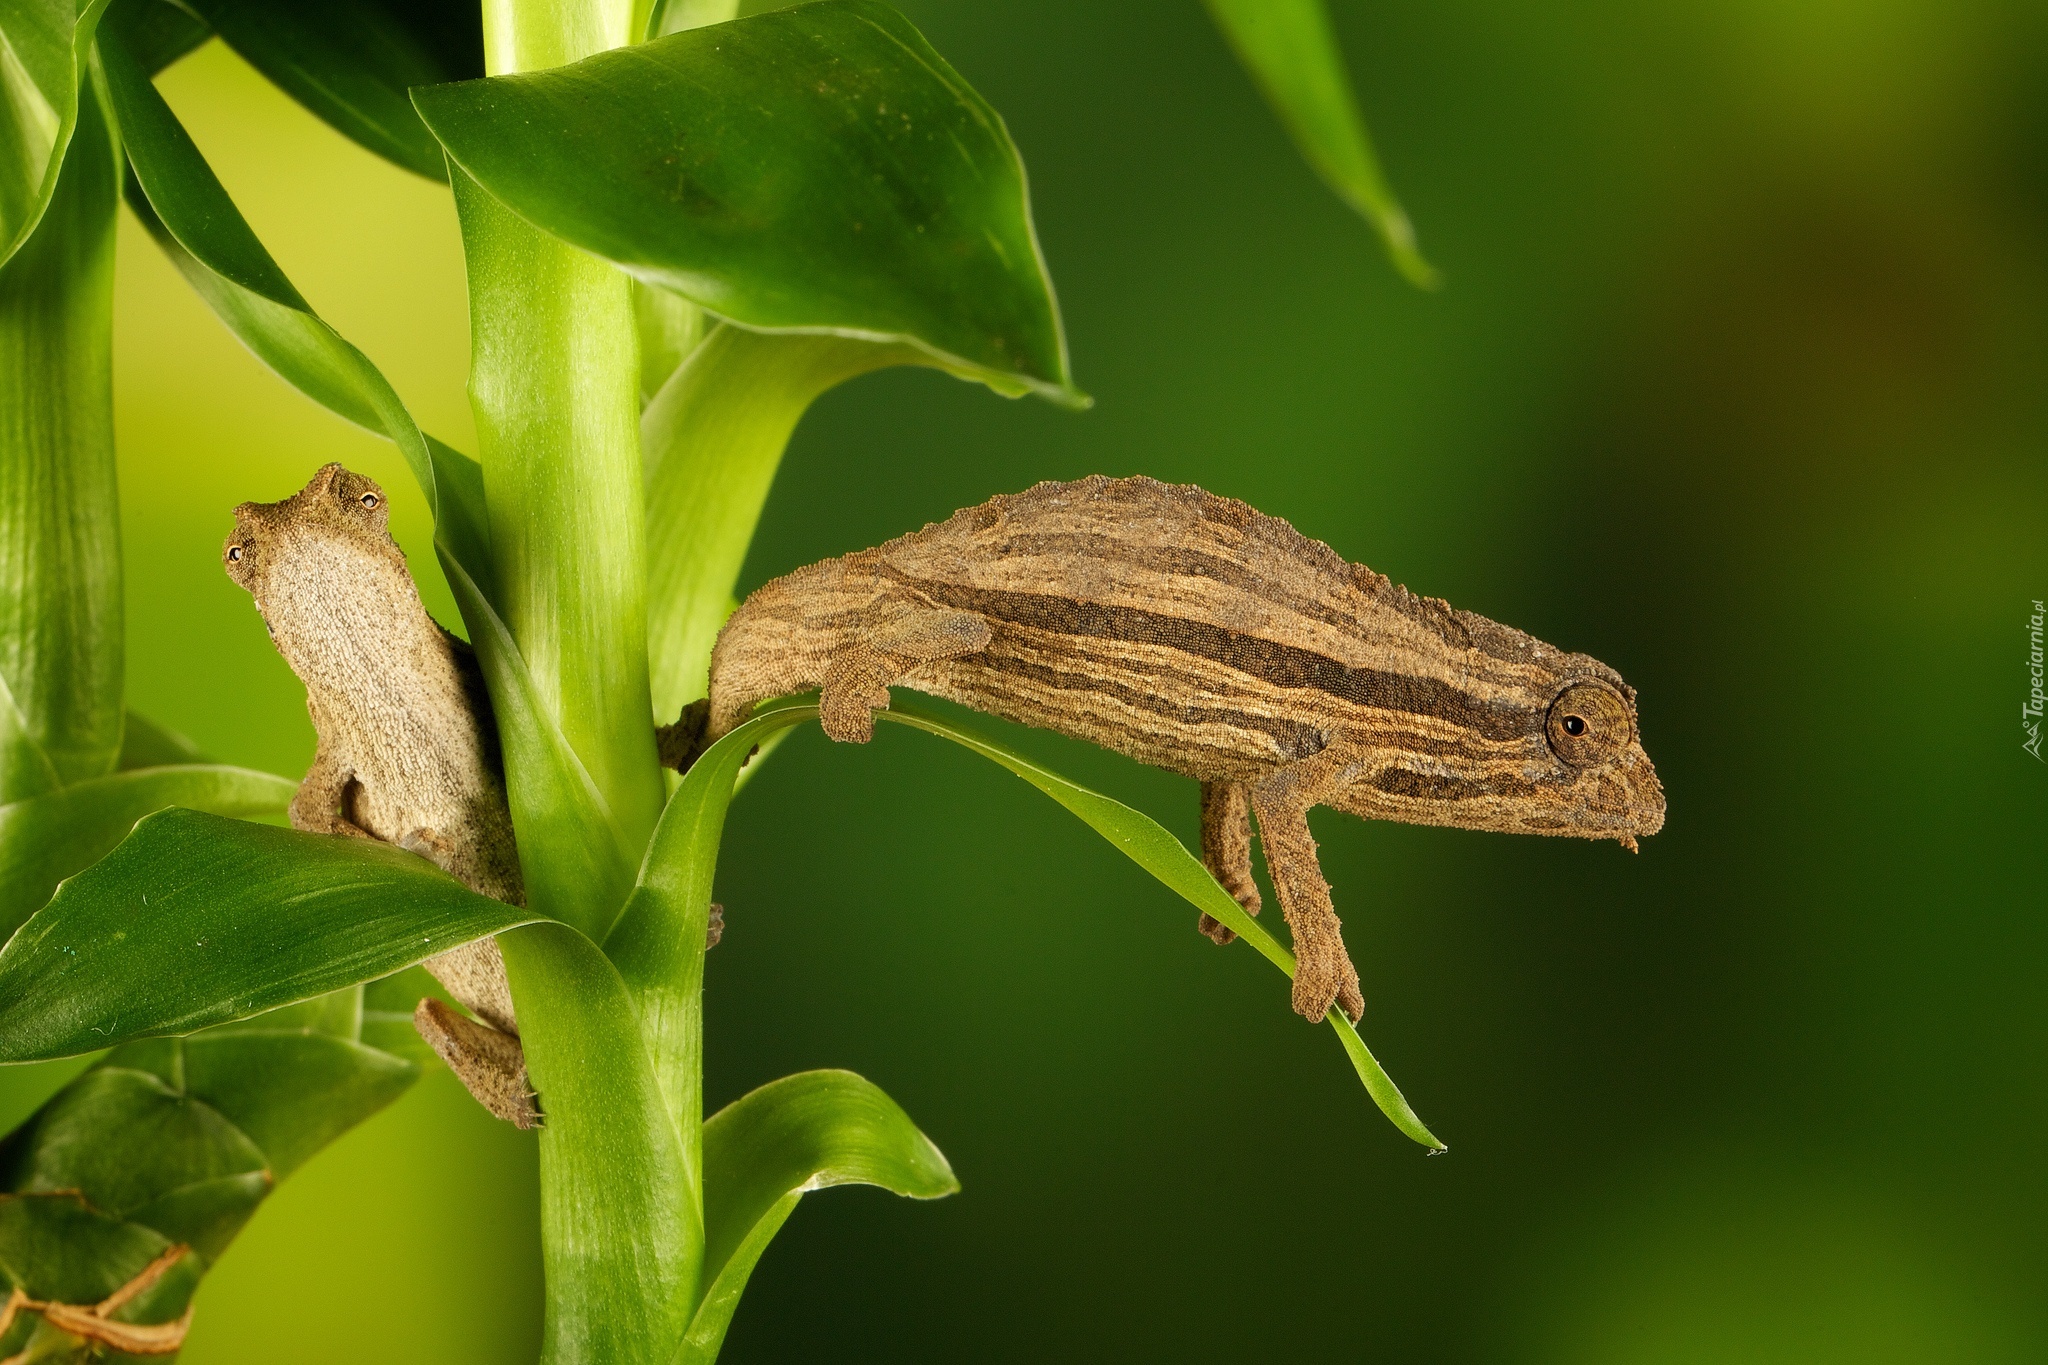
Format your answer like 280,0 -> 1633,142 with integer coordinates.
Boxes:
691,475 -> 1665,1024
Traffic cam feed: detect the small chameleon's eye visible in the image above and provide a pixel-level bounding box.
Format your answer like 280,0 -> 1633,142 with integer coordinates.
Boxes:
227,545 -> 244,562
1546,681 -> 1630,768
360,492 -> 380,509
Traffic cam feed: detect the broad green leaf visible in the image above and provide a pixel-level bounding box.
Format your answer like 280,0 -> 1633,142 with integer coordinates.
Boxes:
178,0 -> 482,181
0,762 -> 294,939
0,0 -> 110,266
113,709 -> 203,769
413,0 -> 1081,403
643,328 -> 922,717
500,922 -> 696,1365
0,61 -> 120,800
0,1010 -> 415,1354
605,701 -> 816,1194
452,166 -> 665,935
679,1069 -> 957,1362
873,700 -> 1444,1150
99,25 -> 636,939
0,808 -> 536,1062
1204,0 -> 1436,288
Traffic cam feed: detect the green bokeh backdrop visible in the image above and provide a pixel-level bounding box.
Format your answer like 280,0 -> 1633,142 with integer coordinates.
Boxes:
16,0 -> 2045,1357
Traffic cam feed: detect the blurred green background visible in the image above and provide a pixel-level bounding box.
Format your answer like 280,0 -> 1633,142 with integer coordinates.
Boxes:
25,0 -> 2048,1357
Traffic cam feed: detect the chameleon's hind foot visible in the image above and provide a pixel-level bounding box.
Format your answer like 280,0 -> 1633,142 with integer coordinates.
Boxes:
414,998 -> 540,1129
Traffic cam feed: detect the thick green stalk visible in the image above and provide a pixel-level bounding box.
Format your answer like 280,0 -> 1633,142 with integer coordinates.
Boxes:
463,0 -> 662,928
0,72 -> 120,803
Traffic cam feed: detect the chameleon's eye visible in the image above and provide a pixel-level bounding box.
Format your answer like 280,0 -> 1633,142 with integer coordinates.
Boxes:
1546,681 -> 1630,768
227,545 -> 244,562
360,492 -> 379,509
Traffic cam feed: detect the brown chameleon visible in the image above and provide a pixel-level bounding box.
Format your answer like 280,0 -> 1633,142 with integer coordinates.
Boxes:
666,475 -> 1666,1023
223,463 -> 536,1127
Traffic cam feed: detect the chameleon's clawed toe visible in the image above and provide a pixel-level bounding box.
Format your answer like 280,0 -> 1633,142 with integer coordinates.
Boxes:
1197,912 -> 1237,945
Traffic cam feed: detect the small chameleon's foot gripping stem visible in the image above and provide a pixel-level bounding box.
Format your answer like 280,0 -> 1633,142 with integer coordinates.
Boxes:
1251,761 -> 1366,1024
1197,780 -> 1262,944
414,998 -> 541,1130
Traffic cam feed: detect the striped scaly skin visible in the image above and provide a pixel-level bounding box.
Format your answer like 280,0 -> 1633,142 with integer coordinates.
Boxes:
669,476 -> 1666,1023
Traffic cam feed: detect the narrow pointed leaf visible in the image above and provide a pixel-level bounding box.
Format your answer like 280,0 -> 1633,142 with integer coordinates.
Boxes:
0,763 -> 294,939
0,809 -> 536,1062
110,0 -> 210,75
412,0 -> 1081,402
0,0 -> 111,266
499,922 -> 697,1365
178,0 -> 482,181
0,59 -> 121,800
679,1069 -> 957,1362
872,701 -> 1444,1150
1204,0 -> 1435,288
606,702 -> 817,1189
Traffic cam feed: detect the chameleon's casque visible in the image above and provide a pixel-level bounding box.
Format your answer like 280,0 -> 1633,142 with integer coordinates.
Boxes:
678,475 -> 1664,1024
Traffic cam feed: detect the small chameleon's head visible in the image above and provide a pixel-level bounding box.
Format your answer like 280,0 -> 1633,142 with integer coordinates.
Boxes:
1518,667 -> 1665,849
223,462 -> 401,622
1328,631 -> 1665,850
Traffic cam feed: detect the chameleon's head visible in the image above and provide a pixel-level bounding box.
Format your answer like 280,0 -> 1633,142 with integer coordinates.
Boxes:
223,462 -> 401,621
1518,668 -> 1665,849
1329,637 -> 1665,850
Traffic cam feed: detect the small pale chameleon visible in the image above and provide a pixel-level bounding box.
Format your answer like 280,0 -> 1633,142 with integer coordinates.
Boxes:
663,475 -> 1666,1023
224,463 -> 537,1126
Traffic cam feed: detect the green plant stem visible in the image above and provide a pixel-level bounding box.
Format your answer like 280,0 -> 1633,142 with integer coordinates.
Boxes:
463,0 -> 662,926
0,70 -> 121,803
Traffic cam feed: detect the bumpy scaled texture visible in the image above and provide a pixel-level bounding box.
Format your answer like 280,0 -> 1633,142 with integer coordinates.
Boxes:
224,464 -> 537,1128
667,475 -> 1666,1023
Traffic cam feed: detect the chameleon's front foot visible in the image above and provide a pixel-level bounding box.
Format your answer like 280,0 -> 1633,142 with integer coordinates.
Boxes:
1290,938 -> 1366,1024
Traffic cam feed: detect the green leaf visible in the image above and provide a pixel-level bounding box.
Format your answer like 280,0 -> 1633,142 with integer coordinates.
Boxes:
109,0 -> 210,75
643,328 -> 922,717
0,1007 -> 415,1351
0,762 -> 294,940
113,709 -> 204,769
0,808 -> 536,1062
0,59 -> 121,801
1204,0 -> 1436,288
679,1069 -> 957,1362
412,0 -> 1081,403
605,702 -> 817,1199
0,0 -> 111,267
178,0 -> 483,181
873,700 -> 1445,1150
644,0 -> 735,42
500,922 -> 696,1365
